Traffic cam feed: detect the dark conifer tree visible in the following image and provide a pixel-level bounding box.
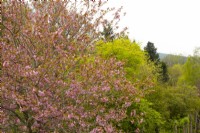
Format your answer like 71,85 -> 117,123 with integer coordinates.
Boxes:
101,23 -> 115,41
144,41 -> 169,82
144,41 -> 160,63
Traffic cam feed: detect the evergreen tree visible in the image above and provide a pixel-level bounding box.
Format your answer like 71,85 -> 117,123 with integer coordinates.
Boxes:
144,41 -> 169,82
160,61 -> 169,82
101,23 -> 115,41
144,41 -> 160,63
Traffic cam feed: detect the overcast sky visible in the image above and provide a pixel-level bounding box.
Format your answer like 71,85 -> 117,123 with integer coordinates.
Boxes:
106,0 -> 200,56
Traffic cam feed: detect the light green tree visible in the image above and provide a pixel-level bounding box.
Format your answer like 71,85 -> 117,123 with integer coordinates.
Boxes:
96,38 -> 163,132
168,64 -> 183,86
179,48 -> 200,88
96,38 -> 158,88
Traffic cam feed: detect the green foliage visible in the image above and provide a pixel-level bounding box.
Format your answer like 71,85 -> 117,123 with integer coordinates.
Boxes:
144,41 -> 160,63
168,64 -> 183,86
147,84 -> 200,132
144,42 -> 169,83
159,61 -> 169,82
96,38 -> 157,86
179,55 -> 200,88
179,116 -> 189,126
118,99 -> 163,133
139,99 -> 163,133
101,23 -> 115,41
147,48 -> 200,132
96,38 -> 163,132
97,39 -> 145,69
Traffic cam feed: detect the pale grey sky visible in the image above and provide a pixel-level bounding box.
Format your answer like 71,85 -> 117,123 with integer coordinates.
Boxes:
107,0 -> 200,56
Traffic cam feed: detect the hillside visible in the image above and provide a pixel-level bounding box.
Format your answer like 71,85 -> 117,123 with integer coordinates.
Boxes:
158,53 -> 168,60
159,53 -> 187,66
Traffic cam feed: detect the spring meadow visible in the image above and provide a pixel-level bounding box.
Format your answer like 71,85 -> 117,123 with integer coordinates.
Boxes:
1,0 -> 200,133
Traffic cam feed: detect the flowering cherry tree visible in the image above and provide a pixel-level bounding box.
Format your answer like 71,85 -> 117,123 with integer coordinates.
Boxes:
0,0 -> 142,132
